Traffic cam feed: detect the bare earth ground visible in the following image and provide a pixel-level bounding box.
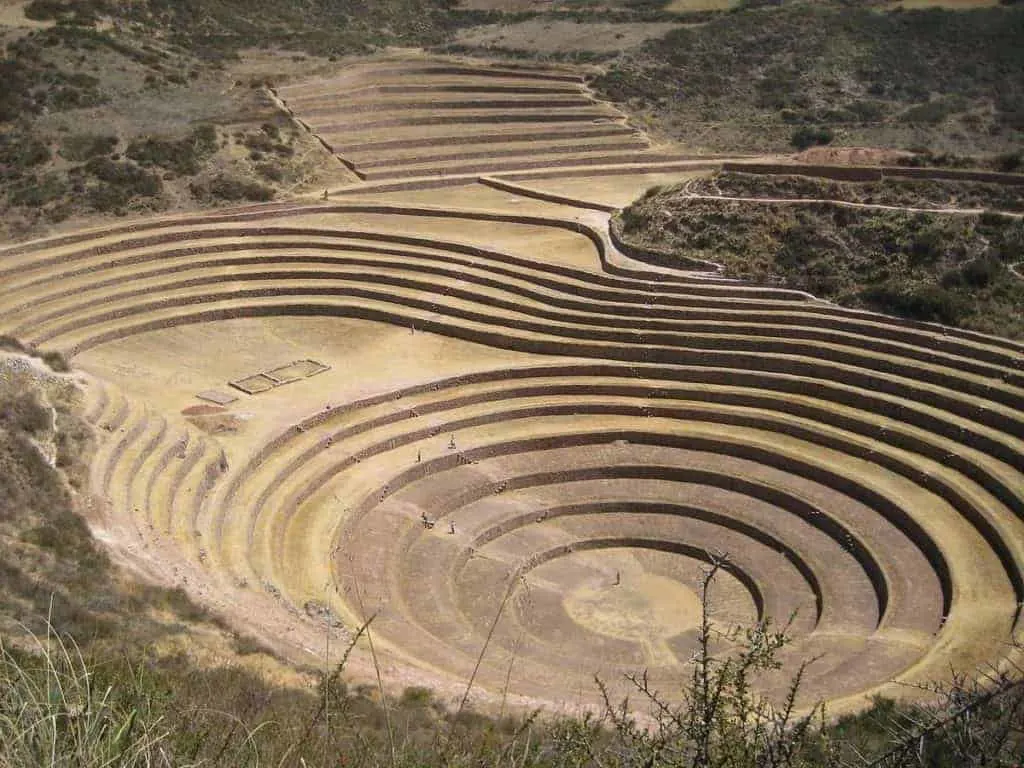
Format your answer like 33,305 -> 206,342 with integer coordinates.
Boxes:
460,0 -> 553,9
793,147 -> 918,167
890,0 -> 1001,8
2,52 -> 1023,718
663,0 -> 738,11
0,1 -> 50,29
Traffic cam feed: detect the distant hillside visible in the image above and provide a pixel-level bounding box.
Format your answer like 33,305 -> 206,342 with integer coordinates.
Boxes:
0,2 -> 371,241
591,3 -> 1024,156
22,0 -> 479,55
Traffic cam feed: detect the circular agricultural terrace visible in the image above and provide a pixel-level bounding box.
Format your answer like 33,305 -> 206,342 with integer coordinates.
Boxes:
3,56 -> 1022,713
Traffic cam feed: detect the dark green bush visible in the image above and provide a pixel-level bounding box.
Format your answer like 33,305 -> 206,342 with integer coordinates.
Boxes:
899,96 -> 968,124
189,174 -> 275,203
39,350 -> 70,373
844,99 -> 887,122
126,124 -> 218,176
592,4 -> 1024,154
790,125 -> 834,150
260,121 -> 280,140
59,133 -> 118,162
0,133 -> 51,173
242,128 -> 293,158
908,227 -> 947,264
255,161 -> 284,182
0,392 -> 51,435
860,283 -> 965,325
79,157 -> 163,211
979,209 -> 1014,227
996,150 -> 1022,172
616,173 -> 1023,336
960,254 -> 1005,287
24,0 -> 107,23
8,172 -> 69,207
0,336 -> 28,354
0,39 -> 107,122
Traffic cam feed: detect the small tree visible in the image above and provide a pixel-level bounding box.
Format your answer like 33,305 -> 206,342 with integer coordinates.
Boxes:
596,557 -> 832,768
790,127 -> 835,151
852,665 -> 1024,768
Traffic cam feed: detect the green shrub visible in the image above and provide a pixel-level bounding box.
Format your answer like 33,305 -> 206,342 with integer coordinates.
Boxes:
49,81 -> 101,110
960,254 -> 1005,287
0,36 -> 106,121
232,633 -> 272,656
255,161 -> 284,182
79,157 -> 163,211
126,124 -> 218,176
39,350 -> 70,373
844,99 -> 887,122
591,4 -> 1024,154
614,174 -> 1023,336
899,95 -> 968,124
189,174 -> 275,203
0,391 -> 52,435
260,121 -> 280,140
0,133 -> 51,172
790,125 -> 834,150
242,128 -> 293,158
995,150 -> 1022,172
979,209 -> 1014,227
24,0 -> 106,23
399,685 -> 434,707
157,586 -> 212,623
8,172 -> 69,207
59,133 -> 118,162
860,283 -> 965,325
908,226 -> 947,264
0,336 -> 28,354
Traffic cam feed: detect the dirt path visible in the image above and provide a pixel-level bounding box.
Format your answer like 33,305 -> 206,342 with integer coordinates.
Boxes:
677,191 -> 1024,218
0,1 -> 52,28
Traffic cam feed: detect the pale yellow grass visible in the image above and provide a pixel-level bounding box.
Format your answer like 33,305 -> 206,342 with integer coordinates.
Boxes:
496,170 -> 707,208
889,0 -> 1000,7
454,19 -> 682,54
664,0 -> 739,12
459,0 -> 552,10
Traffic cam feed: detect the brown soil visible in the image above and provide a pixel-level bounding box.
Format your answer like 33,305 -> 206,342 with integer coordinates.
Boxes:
453,19 -> 683,54
794,146 -> 917,166
181,404 -> 229,416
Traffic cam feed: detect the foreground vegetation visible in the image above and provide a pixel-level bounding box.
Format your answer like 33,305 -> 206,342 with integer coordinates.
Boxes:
2,576 -> 1022,766
616,172 -> 1024,338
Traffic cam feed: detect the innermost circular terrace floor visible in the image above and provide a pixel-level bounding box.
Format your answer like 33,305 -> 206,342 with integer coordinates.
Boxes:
564,570 -> 704,646
556,548 -> 757,666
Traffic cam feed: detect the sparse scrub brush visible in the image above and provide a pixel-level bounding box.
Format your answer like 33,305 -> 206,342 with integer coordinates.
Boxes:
596,559 -> 832,768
